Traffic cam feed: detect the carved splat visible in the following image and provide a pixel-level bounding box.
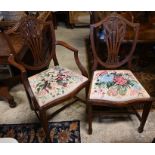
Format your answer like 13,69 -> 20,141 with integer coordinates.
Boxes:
90,13 -> 139,69
15,16 -> 57,70
19,17 -> 46,66
103,17 -> 126,64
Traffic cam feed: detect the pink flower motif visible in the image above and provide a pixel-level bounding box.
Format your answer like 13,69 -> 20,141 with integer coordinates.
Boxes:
130,89 -> 138,96
37,89 -> 47,96
107,88 -> 118,96
113,76 -> 127,85
56,76 -> 63,81
99,89 -> 105,95
63,83 -> 67,87
30,83 -> 36,89
94,89 -> 105,96
96,71 -> 108,77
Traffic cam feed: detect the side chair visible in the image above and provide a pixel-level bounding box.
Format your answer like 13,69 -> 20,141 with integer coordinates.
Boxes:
87,12 -> 154,134
5,16 -> 89,140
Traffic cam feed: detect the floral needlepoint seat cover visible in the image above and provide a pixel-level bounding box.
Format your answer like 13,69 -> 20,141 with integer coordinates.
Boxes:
89,70 -> 150,101
28,66 -> 88,107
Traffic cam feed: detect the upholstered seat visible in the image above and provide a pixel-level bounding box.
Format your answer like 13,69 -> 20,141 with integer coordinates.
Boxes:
89,70 -> 150,102
28,66 -> 88,107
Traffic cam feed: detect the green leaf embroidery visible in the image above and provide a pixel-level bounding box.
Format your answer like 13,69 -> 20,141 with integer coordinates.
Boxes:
118,86 -> 127,95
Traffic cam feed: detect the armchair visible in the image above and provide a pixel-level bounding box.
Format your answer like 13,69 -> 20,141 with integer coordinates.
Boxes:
6,16 -> 89,141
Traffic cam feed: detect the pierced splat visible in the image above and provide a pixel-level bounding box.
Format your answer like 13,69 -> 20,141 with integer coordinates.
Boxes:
90,13 -> 139,69
17,16 -> 56,70
103,17 -> 126,64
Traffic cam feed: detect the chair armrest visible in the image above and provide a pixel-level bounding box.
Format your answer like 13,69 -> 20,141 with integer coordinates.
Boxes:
56,40 -> 88,78
56,40 -> 78,52
8,54 -> 39,110
8,54 -> 26,73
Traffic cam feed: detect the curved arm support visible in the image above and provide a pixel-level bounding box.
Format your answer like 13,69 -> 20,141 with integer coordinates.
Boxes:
8,54 -> 26,73
56,40 -> 78,52
8,54 -> 39,110
56,40 -> 88,77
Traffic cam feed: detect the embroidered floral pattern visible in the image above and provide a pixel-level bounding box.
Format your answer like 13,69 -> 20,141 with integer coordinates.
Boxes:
28,66 -> 88,107
90,70 -> 150,101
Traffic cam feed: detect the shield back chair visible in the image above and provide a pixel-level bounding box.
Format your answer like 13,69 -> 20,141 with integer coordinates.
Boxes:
6,16 -> 89,140
87,12 -> 153,134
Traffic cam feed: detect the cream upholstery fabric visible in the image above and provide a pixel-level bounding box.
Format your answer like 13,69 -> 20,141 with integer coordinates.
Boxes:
89,70 -> 150,101
28,66 -> 88,107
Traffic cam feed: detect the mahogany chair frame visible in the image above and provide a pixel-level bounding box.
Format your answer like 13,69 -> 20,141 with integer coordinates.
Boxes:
87,13 -> 154,135
5,16 -> 89,140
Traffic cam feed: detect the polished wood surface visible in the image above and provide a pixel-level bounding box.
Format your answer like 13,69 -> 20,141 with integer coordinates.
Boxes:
0,33 -> 23,64
0,32 -> 23,108
0,76 -> 21,107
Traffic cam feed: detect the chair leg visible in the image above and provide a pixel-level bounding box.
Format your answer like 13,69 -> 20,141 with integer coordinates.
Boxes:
8,95 -> 16,108
85,85 -> 89,114
88,101 -> 92,134
0,88 -> 16,108
138,102 -> 152,133
39,110 -> 50,142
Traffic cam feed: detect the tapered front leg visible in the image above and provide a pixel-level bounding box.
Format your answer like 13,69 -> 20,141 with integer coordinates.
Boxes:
85,84 -> 89,114
138,102 -> 152,133
8,97 -> 16,108
88,101 -> 93,134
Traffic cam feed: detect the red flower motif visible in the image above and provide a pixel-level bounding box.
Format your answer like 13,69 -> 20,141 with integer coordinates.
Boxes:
114,76 -> 127,85
57,76 -> 63,81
